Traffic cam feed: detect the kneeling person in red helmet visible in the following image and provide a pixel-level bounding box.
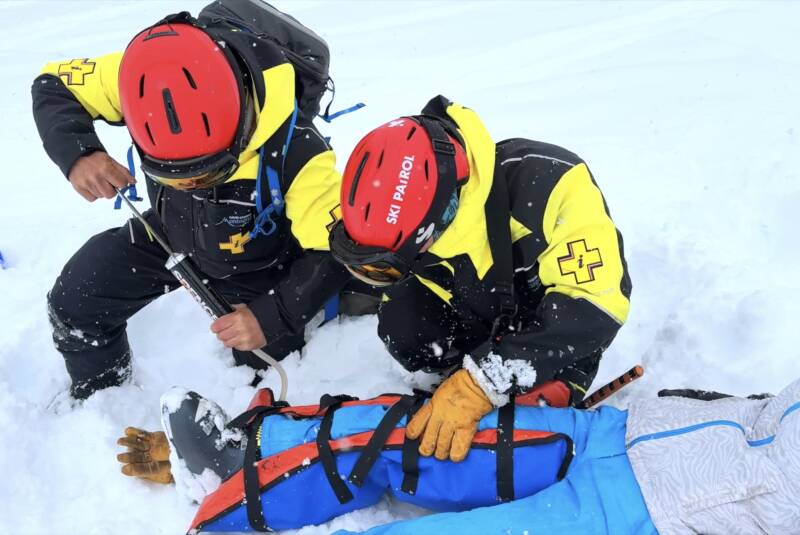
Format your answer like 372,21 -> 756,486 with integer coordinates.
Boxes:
330,96 -> 631,462
32,7 -> 353,400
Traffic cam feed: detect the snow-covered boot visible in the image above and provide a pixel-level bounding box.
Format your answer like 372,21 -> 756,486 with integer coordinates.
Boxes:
160,388 -> 245,502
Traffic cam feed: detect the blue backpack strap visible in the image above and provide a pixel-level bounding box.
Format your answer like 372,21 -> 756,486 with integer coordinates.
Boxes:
250,145 -> 278,239
249,103 -> 298,239
114,146 -> 143,209
319,78 -> 365,123
320,102 -> 365,123
281,101 -> 299,171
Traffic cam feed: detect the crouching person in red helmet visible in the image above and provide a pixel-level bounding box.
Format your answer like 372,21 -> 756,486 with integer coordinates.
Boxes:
330,96 -> 632,462
31,6 -> 358,400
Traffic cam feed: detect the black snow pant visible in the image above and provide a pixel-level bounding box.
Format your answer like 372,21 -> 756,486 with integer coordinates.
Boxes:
377,278 -> 601,402
48,211 -> 306,399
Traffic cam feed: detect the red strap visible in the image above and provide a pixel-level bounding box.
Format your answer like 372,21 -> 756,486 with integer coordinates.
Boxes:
246,388 -> 275,412
247,392 -> 406,419
516,380 -> 571,408
275,395 -> 404,418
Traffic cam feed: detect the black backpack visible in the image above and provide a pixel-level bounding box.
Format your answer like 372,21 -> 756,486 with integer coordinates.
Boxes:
198,0 -> 331,119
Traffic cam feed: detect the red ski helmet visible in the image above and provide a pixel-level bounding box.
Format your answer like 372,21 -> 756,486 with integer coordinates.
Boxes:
119,22 -> 252,190
330,116 -> 469,286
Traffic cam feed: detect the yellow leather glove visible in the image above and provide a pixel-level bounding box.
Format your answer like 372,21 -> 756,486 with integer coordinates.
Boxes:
116,427 -> 174,484
406,369 -> 494,462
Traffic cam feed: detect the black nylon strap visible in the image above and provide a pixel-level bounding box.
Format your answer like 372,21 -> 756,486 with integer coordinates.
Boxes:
227,401 -> 288,430
400,397 -> 427,494
496,400 -> 516,502
240,408 -> 280,532
236,395 -> 356,530
319,393 -> 359,410
347,395 -> 415,487
316,396 -> 355,504
485,159 -> 516,332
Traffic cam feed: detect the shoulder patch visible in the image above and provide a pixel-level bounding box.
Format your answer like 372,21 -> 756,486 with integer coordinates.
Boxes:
557,239 -> 604,284
57,59 -> 96,86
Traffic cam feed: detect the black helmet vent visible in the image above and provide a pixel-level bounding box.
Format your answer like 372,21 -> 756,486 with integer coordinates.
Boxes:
144,122 -> 155,145
162,88 -> 182,134
182,68 -> 197,89
201,113 -> 211,137
392,232 -> 403,249
348,151 -> 369,206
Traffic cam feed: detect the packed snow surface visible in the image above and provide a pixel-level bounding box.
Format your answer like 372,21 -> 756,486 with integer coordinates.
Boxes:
1,1 -> 798,533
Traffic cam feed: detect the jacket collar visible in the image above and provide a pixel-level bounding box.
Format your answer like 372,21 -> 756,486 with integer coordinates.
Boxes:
424,97 -> 496,279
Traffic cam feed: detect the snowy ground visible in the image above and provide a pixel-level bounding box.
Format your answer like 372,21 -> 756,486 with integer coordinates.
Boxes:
1,0 -> 799,533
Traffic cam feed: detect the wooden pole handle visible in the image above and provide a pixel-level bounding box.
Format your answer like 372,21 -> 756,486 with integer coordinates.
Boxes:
578,365 -> 645,409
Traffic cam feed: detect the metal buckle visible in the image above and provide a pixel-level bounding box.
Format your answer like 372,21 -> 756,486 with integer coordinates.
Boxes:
491,306 -> 518,338
491,282 -> 517,339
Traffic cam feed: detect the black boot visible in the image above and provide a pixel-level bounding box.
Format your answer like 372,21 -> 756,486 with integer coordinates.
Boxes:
48,300 -> 133,400
160,388 -> 245,482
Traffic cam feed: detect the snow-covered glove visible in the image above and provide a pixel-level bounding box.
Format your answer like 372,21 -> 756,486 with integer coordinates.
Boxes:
116,427 -> 174,484
406,369 -> 493,462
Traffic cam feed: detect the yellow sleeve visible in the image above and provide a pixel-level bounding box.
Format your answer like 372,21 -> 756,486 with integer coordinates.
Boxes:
41,52 -> 123,122
537,163 -> 630,324
284,149 -> 342,251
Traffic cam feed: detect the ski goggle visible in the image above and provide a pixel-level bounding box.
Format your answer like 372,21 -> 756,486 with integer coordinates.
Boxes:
345,262 -> 406,286
138,88 -> 255,191
329,221 -> 411,287
141,151 -> 240,191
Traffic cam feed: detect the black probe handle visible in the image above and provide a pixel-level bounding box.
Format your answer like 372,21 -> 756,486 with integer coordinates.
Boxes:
168,255 -> 234,319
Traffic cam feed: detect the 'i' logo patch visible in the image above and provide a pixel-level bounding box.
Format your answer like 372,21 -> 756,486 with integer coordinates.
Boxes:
557,239 -> 603,284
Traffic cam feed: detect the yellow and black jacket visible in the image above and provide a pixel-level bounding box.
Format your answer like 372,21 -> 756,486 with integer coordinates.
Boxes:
31,15 -> 348,343
406,97 -> 632,403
